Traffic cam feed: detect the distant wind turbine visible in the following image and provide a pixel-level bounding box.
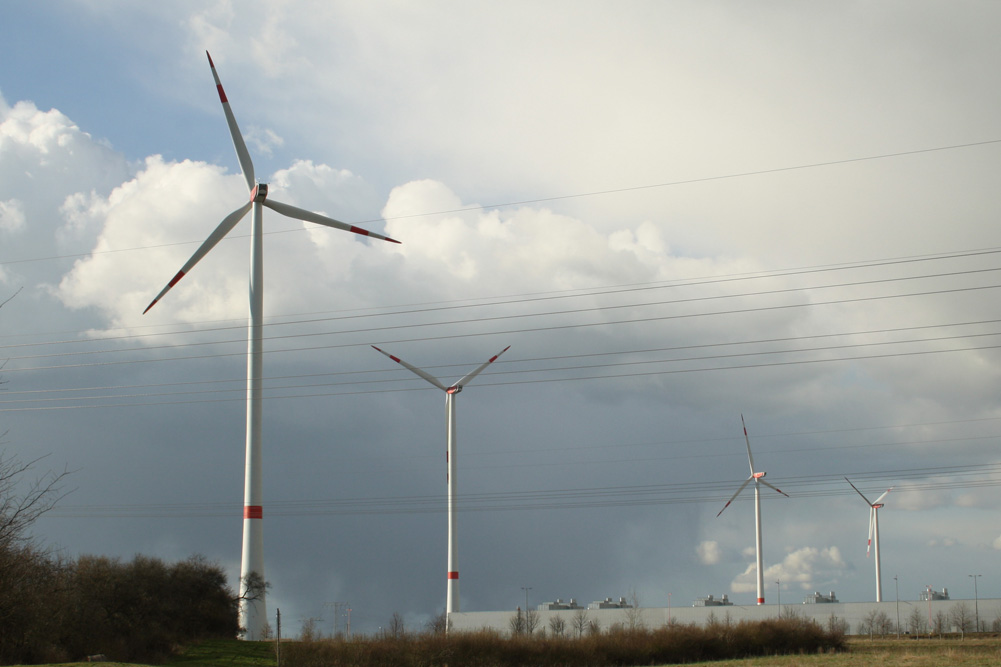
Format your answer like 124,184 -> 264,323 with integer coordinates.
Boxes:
143,52 -> 399,640
716,415 -> 789,605
845,477 -> 892,602
372,345 -> 509,626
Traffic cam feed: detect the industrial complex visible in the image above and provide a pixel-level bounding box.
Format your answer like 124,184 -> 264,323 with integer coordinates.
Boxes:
451,592 -> 1000,636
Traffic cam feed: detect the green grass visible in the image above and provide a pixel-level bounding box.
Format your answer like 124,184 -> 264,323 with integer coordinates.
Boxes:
165,639 -> 274,667
11,640 -> 274,667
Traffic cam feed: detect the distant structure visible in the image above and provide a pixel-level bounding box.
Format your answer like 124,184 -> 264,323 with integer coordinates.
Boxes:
845,477 -> 893,602
589,597 -> 633,609
537,599 -> 583,611
372,344 -> 509,627
921,587 -> 950,601
803,591 -> 839,604
693,594 -> 733,607
716,416 -> 789,605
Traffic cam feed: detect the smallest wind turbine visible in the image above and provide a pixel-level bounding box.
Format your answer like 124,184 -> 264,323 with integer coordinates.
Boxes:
716,415 -> 788,605
845,477 -> 892,602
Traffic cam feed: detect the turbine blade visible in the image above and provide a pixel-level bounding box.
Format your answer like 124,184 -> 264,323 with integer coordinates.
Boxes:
845,477 -> 873,506
454,345 -> 510,389
143,202 -> 252,314
206,51 -> 255,191
371,346 -> 447,391
716,476 -> 753,518
759,478 -> 790,498
873,487 -> 893,505
741,414 -> 756,474
264,198 -> 401,244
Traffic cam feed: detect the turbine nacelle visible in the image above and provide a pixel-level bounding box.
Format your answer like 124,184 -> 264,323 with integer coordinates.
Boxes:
251,183 -> 268,202
447,385 -> 463,395
752,471 -> 766,479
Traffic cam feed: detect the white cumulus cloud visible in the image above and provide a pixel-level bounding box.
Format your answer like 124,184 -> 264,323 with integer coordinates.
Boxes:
696,540 -> 721,565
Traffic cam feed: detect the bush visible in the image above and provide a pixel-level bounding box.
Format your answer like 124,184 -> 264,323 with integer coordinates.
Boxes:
0,551 -> 239,664
281,616 -> 845,667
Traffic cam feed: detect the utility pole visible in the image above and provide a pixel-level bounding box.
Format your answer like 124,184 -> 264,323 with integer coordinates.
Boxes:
522,587 -> 532,613
893,575 -> 899,638
275,609 -> 281,667
775,580 -> 781,617
969,574 -> 981,632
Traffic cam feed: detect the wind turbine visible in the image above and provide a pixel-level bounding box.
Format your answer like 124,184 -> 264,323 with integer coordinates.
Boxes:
372,344 -> 509,626
716,415 -> 789,605
143,52 -> 399,640
845,477 -> 892,602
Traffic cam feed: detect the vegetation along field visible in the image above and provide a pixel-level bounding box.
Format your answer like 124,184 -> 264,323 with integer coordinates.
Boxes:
10,635 -> 1001,667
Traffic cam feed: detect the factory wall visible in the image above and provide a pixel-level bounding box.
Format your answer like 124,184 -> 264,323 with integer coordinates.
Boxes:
450,598 -> 1001,636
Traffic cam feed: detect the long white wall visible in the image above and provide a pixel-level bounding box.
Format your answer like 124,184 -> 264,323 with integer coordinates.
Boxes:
450,598 -> 1001,636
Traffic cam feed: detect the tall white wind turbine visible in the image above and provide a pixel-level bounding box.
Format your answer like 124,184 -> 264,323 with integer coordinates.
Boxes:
845,477 -> 892,602
716,415 -> 789,605
372,345 -> 510,625
143,52 -> 400,640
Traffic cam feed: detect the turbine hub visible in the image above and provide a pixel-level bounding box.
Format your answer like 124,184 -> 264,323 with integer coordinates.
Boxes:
251,183 -> 269,203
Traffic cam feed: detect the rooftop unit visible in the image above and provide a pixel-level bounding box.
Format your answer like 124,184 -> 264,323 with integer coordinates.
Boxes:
538,598 -> 583,611
693,594 -> 733,607
588,597 -> 633,610
803,591 -> 839,604
920,587 -> 950,601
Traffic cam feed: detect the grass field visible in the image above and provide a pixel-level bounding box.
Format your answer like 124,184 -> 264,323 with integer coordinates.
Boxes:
18,635 -> 1001,667
690,637 -> 1001,667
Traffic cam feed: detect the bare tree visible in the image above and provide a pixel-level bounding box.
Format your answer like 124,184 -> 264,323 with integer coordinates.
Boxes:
548,614 -> 566,637
388,611 -> 405,638
509,607 -> 525,635
859,609 -> 892,638
0,451 -> 72,548
951,602 -> 974,638
524,608 -> 540,635
625,589 -> 644,630
932,610 -> 948,637
826,613 -> 849,637
571,608 -> 589,638
424,609 -> 448,635
238,571 -> 271,602
908,607 -> 927,635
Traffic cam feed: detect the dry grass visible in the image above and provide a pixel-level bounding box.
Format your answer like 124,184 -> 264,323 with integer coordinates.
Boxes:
280,617 -> 842,666
683,637 -> 1001,667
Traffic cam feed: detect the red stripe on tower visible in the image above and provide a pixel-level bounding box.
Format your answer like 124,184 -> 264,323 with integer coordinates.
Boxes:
447,571 -> 459,580
244,505 -> 263,519
757,597 -> 765,604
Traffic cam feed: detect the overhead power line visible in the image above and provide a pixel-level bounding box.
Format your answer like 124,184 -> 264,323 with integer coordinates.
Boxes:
41,462 -> 1001,519
3,138 -> 999,268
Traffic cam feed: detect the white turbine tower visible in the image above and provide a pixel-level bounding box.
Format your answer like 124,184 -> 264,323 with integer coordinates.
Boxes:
716,415 -> 789,605
372,344 -> 510,625
845,477 -> 892,602
143,52 -> 400,640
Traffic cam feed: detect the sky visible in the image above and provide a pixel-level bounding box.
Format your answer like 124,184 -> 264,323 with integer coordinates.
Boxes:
2,0 -> 1001,635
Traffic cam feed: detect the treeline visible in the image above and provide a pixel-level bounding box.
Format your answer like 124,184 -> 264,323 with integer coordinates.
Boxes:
0,547 -> 239,664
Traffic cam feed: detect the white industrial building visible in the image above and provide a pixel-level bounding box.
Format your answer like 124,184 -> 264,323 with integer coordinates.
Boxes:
450,596 -> 1001,636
